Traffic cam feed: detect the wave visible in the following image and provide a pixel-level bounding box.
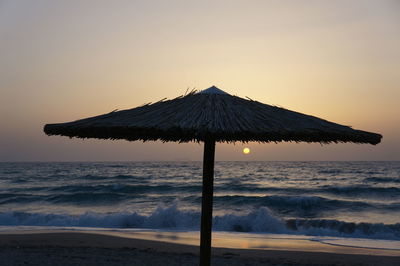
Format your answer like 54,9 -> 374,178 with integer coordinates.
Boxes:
364,177 -> 400,183
212,195 -> 396,217
286,218 -> 400,239
48,184 -> 199,194
73,174 -> 149,180
5,174 -> 400,201
317,169 -> 343,174
2,191 -> 399,217
37,182 -> 400,198
318,186 -> 400,197
1,204 -> 399,240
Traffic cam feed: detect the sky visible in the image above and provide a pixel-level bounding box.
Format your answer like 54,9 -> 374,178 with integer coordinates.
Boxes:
0,0 -> 399,161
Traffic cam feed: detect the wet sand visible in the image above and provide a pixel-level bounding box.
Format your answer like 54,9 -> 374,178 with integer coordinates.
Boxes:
0,230 -> 399,266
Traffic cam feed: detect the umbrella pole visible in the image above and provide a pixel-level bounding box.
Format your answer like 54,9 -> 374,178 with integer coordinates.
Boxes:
199,138 -> 215,266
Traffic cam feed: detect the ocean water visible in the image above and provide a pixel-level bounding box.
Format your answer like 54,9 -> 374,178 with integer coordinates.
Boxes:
0,161 -> 399,241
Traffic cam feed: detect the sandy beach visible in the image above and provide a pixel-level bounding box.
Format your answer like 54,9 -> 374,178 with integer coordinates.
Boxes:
0,230 -> 399,266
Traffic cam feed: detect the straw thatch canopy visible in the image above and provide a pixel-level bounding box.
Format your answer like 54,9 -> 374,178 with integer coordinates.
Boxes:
44,86 -> 381,145
43,85 -> 382,266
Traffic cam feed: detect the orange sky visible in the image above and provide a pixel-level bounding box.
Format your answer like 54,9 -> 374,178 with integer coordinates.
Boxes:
0,0 -> 399,161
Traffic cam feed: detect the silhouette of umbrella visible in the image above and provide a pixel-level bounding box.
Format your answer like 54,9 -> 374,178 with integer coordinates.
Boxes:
44,86 -> 381,266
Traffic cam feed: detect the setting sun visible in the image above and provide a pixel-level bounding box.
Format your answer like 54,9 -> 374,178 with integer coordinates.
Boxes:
243,147 -> 250,155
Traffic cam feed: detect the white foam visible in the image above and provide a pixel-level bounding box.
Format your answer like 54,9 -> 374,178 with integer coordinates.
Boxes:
314,237 -> 400,250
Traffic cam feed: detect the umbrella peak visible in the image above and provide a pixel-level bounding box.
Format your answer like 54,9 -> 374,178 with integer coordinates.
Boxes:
199,86 -> 229,95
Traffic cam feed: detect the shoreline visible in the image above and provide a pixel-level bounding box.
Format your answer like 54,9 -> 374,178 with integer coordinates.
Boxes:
0,230 -> 399,266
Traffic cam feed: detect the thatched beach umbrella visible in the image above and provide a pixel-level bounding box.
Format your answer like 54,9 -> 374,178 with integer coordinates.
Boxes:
44,86 -> 381,266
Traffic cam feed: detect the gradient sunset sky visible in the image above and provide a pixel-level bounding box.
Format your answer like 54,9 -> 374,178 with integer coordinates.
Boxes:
1,0 -> 399,161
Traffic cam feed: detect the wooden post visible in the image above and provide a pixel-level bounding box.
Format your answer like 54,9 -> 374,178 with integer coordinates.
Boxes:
199,139 -> 216,266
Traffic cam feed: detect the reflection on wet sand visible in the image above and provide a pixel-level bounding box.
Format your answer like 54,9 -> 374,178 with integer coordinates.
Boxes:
98,229 -> 400,257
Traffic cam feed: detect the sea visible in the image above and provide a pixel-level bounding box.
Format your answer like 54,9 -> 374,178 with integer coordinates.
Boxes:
0,161 -> 399,243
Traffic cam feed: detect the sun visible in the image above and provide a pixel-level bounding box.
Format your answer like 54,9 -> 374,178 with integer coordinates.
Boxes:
243,147 -> 250,155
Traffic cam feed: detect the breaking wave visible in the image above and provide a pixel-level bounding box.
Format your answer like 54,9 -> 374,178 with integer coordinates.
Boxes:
1,204 -> 399,240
